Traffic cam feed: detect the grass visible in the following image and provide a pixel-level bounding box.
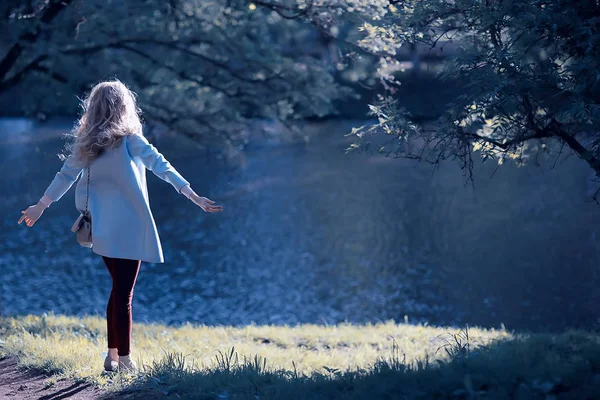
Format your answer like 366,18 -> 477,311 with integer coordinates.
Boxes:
1,314 -> 599,399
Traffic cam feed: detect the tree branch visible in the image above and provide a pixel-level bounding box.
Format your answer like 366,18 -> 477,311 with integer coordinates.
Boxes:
251,0 -> 312,19
0,54 -> 51,92
0,0 -> 73,82
467,128 -> 554,150
551,120 -> 600,175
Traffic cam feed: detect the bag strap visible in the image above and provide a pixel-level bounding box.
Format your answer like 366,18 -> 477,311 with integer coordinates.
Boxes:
85,166 -> 90,213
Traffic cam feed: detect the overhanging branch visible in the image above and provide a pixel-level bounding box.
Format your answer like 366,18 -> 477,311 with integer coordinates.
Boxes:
251,0 -> 313,19
467,129 -> 554,150
0,0 -> 73,82
551,121 -> 600,175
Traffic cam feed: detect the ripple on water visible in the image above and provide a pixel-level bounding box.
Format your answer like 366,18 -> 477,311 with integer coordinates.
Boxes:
2,120 -> 600,331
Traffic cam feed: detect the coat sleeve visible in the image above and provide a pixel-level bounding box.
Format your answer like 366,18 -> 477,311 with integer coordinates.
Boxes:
43,155 -> 84,202
126,134 -> 190,193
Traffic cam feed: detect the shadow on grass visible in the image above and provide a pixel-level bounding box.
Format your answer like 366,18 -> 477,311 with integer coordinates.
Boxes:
101,330 -> 600,400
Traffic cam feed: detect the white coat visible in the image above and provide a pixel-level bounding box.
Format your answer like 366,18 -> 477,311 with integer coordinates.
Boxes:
43,134 -> 190,263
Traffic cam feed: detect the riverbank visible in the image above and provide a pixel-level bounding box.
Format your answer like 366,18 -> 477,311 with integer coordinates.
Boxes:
1,315 -> 599,399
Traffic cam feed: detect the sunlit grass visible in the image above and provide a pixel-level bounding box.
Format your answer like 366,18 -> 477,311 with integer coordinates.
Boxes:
1,314 -> 599,398
0,314 -> 506,381
0,315 -> 505,386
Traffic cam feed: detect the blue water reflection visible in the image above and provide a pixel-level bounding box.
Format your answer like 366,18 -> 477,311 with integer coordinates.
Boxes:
1,118 -> 599,332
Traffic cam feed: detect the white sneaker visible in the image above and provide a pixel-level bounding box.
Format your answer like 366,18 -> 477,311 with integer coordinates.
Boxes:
103,356 -> 118,372
118,355 -> 138,372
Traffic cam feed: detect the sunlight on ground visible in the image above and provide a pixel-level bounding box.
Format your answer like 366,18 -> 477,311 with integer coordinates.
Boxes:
0,314 -> 510,387
3,315 -> 600,399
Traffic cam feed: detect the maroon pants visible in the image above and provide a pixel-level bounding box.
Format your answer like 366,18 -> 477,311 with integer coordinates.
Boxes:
102,256 -> 141,356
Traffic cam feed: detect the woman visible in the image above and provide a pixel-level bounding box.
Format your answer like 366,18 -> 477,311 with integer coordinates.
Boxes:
17,80 -> 223,372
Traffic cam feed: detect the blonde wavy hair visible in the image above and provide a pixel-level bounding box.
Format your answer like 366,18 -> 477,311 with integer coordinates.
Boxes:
62,80 -> 143,165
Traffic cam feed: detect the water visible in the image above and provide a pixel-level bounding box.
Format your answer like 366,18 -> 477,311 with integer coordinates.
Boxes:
1,118 -> 600,332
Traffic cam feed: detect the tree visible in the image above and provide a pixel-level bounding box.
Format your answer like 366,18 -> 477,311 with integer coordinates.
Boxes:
7,0 -> 598,193
0,0 -> 355,147
343,0 -> 600,196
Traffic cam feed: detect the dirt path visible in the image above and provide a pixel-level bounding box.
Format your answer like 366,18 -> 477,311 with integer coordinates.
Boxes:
0,357 -> 103,400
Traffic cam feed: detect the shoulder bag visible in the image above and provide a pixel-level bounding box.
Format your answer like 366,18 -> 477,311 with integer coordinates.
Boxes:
71,166 -> 93,248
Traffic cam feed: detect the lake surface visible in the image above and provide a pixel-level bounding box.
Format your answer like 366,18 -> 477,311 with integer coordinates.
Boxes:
1,118 -> 599,332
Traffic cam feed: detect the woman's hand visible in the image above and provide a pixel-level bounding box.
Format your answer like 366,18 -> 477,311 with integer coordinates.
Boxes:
18,203 -> 46,227
189,193 -> 223,213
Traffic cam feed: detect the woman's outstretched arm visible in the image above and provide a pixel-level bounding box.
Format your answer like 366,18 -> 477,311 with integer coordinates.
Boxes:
126,134 -> 190,192
43,155 -> 84,202
126,134 -> 222,213
18,155 -> 83,227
